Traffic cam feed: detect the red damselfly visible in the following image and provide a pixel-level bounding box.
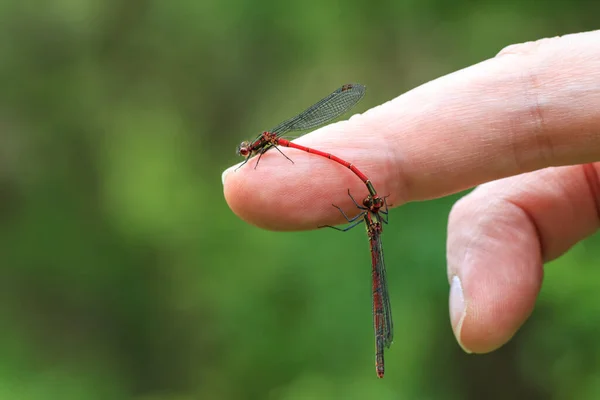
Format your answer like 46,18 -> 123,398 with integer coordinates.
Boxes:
321,190 -> 393,378
237,83 -> 366,174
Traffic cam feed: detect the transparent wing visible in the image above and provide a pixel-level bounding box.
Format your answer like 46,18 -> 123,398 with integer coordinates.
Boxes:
270,83 -> 366,136
369,217 -> 393,348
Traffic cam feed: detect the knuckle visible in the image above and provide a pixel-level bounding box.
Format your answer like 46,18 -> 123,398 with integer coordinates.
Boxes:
508,67 -> 556,170
496,36 -> 562,57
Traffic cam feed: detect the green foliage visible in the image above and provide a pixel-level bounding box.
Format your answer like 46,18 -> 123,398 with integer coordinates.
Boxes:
0,0 -> 598,398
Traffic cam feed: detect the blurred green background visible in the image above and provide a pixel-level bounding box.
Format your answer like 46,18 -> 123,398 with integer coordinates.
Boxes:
1,1 -> 599,399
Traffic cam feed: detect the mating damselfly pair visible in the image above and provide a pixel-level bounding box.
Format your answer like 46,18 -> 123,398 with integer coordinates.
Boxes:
235,84 -> 394,378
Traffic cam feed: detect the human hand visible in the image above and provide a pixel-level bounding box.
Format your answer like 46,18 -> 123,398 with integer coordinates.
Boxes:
222,30 -> 600,353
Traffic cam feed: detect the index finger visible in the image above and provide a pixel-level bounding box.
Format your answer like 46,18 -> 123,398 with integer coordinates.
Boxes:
223,30 -> 600,231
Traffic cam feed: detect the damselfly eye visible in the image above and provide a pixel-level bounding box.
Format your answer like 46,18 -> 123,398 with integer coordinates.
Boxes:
363,197 -> 373,208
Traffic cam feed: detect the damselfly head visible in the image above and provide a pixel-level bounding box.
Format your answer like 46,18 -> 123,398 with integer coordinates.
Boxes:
236,141 -> 251,158
372,196 -> 384,211
363,195 -> 384,213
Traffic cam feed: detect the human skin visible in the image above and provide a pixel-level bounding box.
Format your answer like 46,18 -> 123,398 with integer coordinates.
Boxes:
222,30 -> 600,354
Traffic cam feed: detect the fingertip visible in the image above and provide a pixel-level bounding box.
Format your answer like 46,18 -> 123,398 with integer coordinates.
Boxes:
222,151 -> 355,231
447,189 -> 543,354
221,163 -> 242,185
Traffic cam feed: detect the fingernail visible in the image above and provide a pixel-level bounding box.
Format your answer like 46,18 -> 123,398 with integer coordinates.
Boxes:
221,163 -> 241,185
449,275 -> 471,354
